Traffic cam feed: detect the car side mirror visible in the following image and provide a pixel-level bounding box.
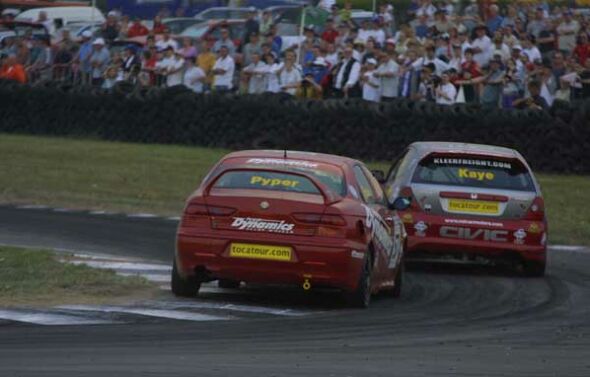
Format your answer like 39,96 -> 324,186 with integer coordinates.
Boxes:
390,197 -> 411,211
370,169 -> 385,184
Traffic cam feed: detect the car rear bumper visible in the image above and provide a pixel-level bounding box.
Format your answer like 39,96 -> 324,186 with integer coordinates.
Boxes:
176,233 -> 366,292
402,212 -> 547,262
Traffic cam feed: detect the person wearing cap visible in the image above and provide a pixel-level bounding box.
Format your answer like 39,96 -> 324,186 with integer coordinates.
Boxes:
89,38 -> 110,86
435,71 -> 457,105
360,57 -> 380,102
333,45 -> 361,98
102,13 -> 120,43
480,54 -> 505,109
471,25 -> 492,68
212,45 -> 235,92
296,72 -> 323,100
352,39 -> 365,62
183,56 -> 206,94
127,18 -> 149,38
73,30 -> 93,84
557,10 -> 580,54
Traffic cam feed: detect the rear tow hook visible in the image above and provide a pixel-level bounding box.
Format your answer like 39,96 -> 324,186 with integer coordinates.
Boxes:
302,274 -> 312,291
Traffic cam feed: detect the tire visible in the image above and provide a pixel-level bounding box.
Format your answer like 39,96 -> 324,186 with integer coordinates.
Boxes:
171,258 -> 200,297
346,252 -> 372,308
218,279 -> 240,289
523,260 -> 546,277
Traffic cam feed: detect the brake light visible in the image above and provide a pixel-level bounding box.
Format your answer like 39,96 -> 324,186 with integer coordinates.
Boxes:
399,186 -> 420,210
293,213 -> 346,226
524,197 -> 545,221
207,206 -> 236,216
185,204 -> 208,215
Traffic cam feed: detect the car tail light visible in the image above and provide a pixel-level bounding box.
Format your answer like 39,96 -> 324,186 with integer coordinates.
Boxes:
399,186 -> 420,210
184,203 -> 235,216
293,213 -> 346,226
524,197 -> 545,221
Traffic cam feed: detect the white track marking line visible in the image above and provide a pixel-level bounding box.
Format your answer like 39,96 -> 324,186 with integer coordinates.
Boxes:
551,245 -> 587,252
155,300 -> 310,317
167,216 -> 181,221
16,205 -> 49,210
118,272 -> 170,283
88,210 -> 117,215
52,208 -> 79,213
58,305 -> 231,321
0,309 -> 114,325
67,260 -> 171,272
126,213 -> 158,218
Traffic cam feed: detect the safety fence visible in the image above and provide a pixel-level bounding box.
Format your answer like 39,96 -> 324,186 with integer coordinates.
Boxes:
0,79 -> 589,173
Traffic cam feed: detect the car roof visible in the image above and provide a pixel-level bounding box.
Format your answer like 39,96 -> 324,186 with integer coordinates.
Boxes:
223,150 -> 359,167
409,142 -> 521,160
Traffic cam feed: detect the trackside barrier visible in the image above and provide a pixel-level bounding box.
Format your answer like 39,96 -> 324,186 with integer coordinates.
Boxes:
0,80 -> 588,174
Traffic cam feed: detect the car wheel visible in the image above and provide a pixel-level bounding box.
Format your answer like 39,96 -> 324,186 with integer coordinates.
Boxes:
171,259 -> 200,297
523,260 -> 546,277
218,279 -> 241,289
346,253 -> 372,308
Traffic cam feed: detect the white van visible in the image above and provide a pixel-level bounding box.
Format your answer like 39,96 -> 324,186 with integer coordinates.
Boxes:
15,6 -> 105,34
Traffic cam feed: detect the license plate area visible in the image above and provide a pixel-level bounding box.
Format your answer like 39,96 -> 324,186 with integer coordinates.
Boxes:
229,243 -> 292,262
447,199 -> 500,215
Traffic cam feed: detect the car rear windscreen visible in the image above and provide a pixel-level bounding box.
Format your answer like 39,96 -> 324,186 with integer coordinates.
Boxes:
213,171 -> 324,194
412,155 -> 535,191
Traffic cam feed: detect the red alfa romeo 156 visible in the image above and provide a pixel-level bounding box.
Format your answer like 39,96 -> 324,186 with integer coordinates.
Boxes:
173,150 -> 406,307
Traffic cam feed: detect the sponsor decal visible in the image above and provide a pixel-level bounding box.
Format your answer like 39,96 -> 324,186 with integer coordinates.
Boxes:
401,213 -> 414,224
351,250 -> 365,259
423,203 -> 432,212
458,168 -> 495,181
528,223 -> 541,234
246,158 -> 318,168
414,221 -> 428,237
250,175 -> 300,188
362,205 -> 398,264
231,217 -> 295,234
439,226 -> 509,242
514,228 -> 527,245
433,158 -> 512,169
444,218 -> 504,228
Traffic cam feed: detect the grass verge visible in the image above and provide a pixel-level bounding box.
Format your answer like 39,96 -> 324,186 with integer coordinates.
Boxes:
0,246 -> 156,307
0,134 -> 588,245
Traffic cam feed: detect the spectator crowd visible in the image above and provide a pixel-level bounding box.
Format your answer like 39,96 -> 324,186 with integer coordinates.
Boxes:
2,0 -> 590,110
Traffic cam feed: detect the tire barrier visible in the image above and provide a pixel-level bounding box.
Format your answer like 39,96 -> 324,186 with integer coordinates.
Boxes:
1,79 -> 589,173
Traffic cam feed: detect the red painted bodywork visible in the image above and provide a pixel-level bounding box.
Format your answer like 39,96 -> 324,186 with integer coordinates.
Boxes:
176,150 -> 404,294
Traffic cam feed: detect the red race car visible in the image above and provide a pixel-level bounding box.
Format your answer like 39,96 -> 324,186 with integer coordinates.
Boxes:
382,142 -> 547,276
173,150 -> 406,307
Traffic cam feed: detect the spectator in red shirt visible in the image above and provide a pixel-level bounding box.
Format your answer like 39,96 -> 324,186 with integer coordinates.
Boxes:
573,33 -> 590,66
127,18 -> 149,38
321,18 -> 339,44
0,54 -> 27,83
455,48 -> 482,103
152,15 -> 168,34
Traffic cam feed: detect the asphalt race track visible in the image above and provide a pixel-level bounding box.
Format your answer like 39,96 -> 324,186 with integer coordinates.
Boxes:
1,205 -> 589,377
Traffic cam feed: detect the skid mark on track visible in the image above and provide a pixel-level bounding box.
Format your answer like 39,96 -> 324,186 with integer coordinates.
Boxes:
57,305 -> 232,322
0,309 -> 116,325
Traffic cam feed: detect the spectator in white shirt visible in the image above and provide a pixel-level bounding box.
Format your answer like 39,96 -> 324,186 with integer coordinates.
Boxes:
279,50 -> 301,95
333,46 -> 361,98
521,36 -> 542,63
361,58 -> 381,102
435,72 -> 457,105
263,53 -> 282,93
412,44 -> 449,76
212,45 -> 235,92
416,0 -> 437,20
242,52 -> 267,94
155,31 -> 178,52
157,47 -> 184,87
374,50 -> 399,101
183,56 -> 206,93
471,25 -> 492,68
491,35 -> 511,63
556,10 -> 579,54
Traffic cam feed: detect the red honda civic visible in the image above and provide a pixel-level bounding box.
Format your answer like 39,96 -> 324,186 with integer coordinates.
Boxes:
173,150 -> 406,307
